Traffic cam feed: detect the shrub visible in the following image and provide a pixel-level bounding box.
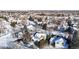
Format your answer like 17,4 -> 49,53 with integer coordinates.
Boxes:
10,22 -> 17,27
0,16 -> 8,21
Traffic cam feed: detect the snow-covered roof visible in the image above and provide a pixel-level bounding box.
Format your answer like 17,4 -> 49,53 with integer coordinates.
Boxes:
32,32 -> 46,42
55,37 -> 68,48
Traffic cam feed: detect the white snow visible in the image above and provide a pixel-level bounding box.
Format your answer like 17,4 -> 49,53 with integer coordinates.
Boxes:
49,37 -> 55,44
0,33 -> 17,48
0,19 -> 17,48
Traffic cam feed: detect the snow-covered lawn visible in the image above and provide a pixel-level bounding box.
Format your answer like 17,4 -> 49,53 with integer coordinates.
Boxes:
0,33 -> 17,48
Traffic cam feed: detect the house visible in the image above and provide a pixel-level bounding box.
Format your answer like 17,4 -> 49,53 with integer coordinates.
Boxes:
32,32 -> 47,48
32,32 -> 46,42
49,36 -> 69,49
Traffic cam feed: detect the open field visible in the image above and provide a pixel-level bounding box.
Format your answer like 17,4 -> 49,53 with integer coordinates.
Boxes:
0,10 -> 79,49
